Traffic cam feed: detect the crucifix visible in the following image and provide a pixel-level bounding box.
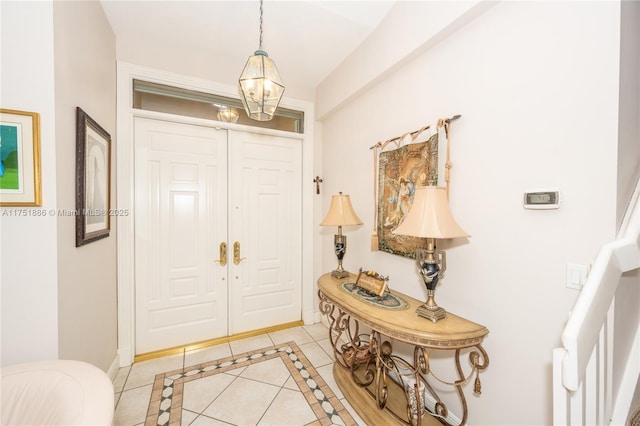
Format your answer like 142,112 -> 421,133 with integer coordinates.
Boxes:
313,176 -> 323,194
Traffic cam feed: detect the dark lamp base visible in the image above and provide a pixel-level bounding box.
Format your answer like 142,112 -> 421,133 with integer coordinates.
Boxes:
416,305 -> 446,323
331,269 -> 350,279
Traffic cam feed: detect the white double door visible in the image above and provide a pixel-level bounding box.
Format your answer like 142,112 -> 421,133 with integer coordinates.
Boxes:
134,117 -> 302,355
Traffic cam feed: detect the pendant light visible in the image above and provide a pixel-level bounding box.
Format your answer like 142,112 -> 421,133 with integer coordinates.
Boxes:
238,0 -> 285,121
216,105 -> 240,123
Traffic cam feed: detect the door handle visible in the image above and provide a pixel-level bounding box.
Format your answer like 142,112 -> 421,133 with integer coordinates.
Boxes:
215,242 -> 227,266
233,241 -> 246,265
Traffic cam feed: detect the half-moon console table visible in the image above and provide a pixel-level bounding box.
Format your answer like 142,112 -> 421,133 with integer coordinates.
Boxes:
317,273 -> 489,425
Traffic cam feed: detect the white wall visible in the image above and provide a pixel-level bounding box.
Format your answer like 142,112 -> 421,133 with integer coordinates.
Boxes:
612,0 -> 640,412
53,1 -> 118,372
0,1 -> 59,366
0,1 -> 118,371
316,1 -> 493,119
617,0 -> 640,224
318,2 -> 621,425
112,8 -> 315,103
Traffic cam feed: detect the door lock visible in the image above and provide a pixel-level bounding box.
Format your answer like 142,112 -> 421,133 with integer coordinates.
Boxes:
215,242 -> 227,266
233,241 -> 246,265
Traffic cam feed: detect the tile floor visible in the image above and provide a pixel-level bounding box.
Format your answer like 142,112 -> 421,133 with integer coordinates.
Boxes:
112,323 -> 366,426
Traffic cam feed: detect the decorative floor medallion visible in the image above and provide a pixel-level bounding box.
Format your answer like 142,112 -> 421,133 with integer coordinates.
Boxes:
145,341 -> 357,426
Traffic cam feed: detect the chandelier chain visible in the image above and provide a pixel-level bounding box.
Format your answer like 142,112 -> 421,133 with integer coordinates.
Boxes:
258,0 -> 264,49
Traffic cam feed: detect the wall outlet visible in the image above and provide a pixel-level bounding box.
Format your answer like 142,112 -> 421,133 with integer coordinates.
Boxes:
566,263 -> 589,290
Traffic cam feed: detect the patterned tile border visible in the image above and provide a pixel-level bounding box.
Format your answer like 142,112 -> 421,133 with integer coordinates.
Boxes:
145,341 -> 357,426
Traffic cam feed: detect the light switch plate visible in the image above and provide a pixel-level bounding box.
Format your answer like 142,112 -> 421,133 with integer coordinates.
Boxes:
566,263 -> 588,290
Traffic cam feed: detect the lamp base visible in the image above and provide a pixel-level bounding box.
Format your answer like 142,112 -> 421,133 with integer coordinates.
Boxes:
416,304 -> 446,323
331,269 -> 350,279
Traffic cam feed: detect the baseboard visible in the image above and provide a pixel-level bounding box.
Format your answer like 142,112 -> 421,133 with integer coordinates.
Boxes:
117,346 -> 133,368
107,353 -> 120,382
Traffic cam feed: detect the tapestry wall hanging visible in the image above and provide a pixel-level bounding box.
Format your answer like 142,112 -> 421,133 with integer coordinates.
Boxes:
372,115 -> 460,259
377,133 -> 437,257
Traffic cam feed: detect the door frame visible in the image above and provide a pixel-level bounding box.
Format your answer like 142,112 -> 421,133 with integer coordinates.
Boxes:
115,62 -> 316,366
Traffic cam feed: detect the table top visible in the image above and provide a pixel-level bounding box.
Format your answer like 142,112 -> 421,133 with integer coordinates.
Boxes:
318,272 -> 489,349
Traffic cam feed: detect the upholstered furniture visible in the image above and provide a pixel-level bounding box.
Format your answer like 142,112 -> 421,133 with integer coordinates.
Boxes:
1,359 -> 114,425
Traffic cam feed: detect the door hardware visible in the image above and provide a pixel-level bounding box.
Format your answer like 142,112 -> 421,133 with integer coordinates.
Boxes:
233,241 -> 247,265
215,242 -> 227,266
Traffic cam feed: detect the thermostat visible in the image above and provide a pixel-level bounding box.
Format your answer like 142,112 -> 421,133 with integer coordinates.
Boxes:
523,189 -> 560,209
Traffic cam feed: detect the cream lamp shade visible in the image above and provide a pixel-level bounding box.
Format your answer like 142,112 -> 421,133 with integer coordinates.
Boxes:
392,185 -> 468,322
320,193 -> 363,227
393,186 -> 468,239
320,192 -> 362,279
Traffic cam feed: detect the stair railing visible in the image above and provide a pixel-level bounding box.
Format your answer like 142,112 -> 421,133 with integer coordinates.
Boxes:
553,181 -> 640,425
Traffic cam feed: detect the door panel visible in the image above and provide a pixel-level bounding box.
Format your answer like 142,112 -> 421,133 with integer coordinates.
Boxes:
134,119 -> 302,354
134,118 -> 228,354
228,130 -> 302,334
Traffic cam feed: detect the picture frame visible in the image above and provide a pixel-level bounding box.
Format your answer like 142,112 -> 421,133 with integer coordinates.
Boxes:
0,109 -> 42,206
76,107 -> 111,246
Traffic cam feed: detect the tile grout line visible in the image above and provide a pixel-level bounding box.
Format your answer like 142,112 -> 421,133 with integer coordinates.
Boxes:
253,381 -> 290,426
148,342 -> 354,426
114,324 -> 337,425
154,345 -> 294,426
188,366 -> 244,425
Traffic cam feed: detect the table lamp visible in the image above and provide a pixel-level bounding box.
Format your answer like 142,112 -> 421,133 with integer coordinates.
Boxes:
393,186 -> 469,322
320,192 -> 363,278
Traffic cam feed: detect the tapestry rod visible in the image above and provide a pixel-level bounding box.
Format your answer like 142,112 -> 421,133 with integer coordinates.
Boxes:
369,114 -> 461,150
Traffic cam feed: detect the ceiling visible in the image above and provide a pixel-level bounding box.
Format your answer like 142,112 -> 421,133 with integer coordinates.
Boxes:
100,1 -> 396,94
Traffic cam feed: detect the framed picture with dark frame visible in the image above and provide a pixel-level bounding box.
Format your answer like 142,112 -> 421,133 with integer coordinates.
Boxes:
0,108 -> 42,206
76,107 -> 111,247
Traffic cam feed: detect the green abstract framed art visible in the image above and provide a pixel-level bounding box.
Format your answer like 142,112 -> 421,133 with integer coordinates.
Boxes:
0,108 -> 42,207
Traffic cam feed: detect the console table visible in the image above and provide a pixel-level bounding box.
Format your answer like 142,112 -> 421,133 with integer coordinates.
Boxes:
318,273 -> 489,425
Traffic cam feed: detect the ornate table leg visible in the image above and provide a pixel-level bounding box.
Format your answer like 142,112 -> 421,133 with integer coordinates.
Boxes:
319,288 -> 489,426
319,290 -> 373,380
454,345 -> 490,425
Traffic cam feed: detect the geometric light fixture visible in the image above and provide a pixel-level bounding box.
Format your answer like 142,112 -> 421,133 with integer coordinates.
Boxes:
320,192 -> 363,279
393,186 -> 469,322
238,0 -> 285,121
216,106 -> 240,123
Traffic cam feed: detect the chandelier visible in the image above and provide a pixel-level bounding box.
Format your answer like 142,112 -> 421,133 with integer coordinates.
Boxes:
238,0 -> 285,121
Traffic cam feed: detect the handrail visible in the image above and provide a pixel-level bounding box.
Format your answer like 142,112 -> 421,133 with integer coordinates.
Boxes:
560,182 -> 640,391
